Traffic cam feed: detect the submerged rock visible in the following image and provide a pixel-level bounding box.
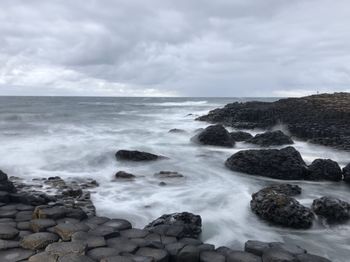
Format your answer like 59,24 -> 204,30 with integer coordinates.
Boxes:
247,130 -> 294,147
169,128 -> 186,133
312,196 -> 350,222
192,124 -> 234,147
225,146 -> 307,180
115,171 -> 136,180
229,131 -> 253,142
154,171 -> 184,179
115,150 -> 162,161
307,159 -> 342,181
250,186 -> 314,229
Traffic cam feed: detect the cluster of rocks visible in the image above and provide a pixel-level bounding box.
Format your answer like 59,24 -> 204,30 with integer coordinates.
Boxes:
251,184 -> 350,229
225,146 -> 350,182
197,92 -> 350,150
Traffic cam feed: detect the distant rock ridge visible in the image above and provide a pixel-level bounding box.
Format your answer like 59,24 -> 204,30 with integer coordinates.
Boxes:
197,92 -> 350,150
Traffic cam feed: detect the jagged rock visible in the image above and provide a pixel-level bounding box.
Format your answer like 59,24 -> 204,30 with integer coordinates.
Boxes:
192,124 -> 234,147
230,131 -> 253,142
227,251 -> 262,262
0,248 -> 34,262
260,184 -> 302,197
30,219 -> 57,232
145,212 -> 202,239
115,171 -> 136,180
115,150 -> 162,161
20,232 -> 59,250
307,159 -> 343,181
251,187 -> 314,229
225,147 -> 307,180
312,196 -> 350,222
248,130 -> 293,147
0,225 -> 19,240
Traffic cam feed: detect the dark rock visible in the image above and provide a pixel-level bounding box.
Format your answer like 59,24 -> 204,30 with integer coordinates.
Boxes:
0,239 -> 20,250
72,231 -> 107,249
247,130 -> 293,147
262,247 -> 298,262
0,209 -> 17,218
120,228 -> 149,239
46,241 -> 87,256
296,253 -> 332,262
15,210 -> 33,222
192,124 -> 234,147
177,245 -> 199,262
87,247 -> 120,260
179,237 -> 202,246
216,246 -> 233,256
165,242 -> 185,260
58,254 -> 95,262
227,251 -> 262,262
89,225 -> 120,239
116,150 -> 161,161
269,242 -> 306,255
145,212 -> 202,239
260,184 -> 302,197
65,208 -> 88,220
307,159 -> 342,181
28,252 -> 58,262
30,219 -> 57,232
33,206 -> 67,220
104,219 -> 132,231
0,191 -> 10,203
136,248 -> 169,262
230,131 -> 253,142
169,129 -> 186,133
62,187 -> 83,198
251,187 -> 314,229
160,236 -> 177,246
17,221 -> 31,230
100,256 -> 134,262
200,251 -> 225,262
107,237 -> 138,253
311,196 -> 350,222
154,171 -> 184,179
244,240 -> 270,256
0,248 -> 34,262
20,232 -> 59,250
225,147 -> 307,180
159,182 -> 167,186
0,225 -> 19,240
197,244 -> 215,252
115,171 -> 136,180
0,170 -> 16,193
343,163 -> 350,183
54,222 -> 90,241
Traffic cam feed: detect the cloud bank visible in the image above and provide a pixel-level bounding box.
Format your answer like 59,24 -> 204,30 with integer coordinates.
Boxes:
0,0 -> 350,97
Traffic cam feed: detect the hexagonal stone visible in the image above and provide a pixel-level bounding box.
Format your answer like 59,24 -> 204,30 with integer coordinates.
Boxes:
0,225 -> 19,240
177,245 -> 199,262
0,209 -> 17,218
198,244 -> 215,252
296,253 -> 331,262
28,252 -> 58,262
58,253 -> 95,262
15,210 -> 33,222
100,256 -> 135,262
30,219 -> 57,232
72,231 -> 106,249
16,204 -> 35,211
125,256 -> 153,262
120,228 -> 149,239
269,242 -> 306,255
0,247 -> 34,262
200,251 -> 225,262
33,207 -> 66,219
107,237 -> 138,253
17,221 -> 31,230
245,240 -> 270,256
19,230 -> 33,238
160,236 -> 177,245
216,246 -> 234,256
20,232 -> 59,250
165,242 -> 185,258
89,225 -> 120,239
136,247 -> 169,262
46,241 -> 87,256
54,222 -> 90,241
87,247 -> 120,261
179,237 -> 202,246
104,219 -> 132,231
0,239 -> 20,250
227,251 -> 262,262
262,248 -> 297,262
84,216 -> 110,225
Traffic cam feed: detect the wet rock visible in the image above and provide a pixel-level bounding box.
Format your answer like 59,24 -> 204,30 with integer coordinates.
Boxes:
20,232 -> 59,250
62,187 -> 83,198
58,254 -> 95,262
104,219 -> 132,231
120,228 -> 149,239
269,242 -> 306,255
28,252 -> 58,262
260,184 -> 302,197
245,240 -> 270,256
87,247 -> 120,260
107,237 -> 138,253
46,241 -> 87,256
115,171 -> 136,180
72,231 -> 107,249
247,130 -> 293,147
200,251 -> 225,262
227,251 -> 262,262
197,244 -> 215,252
251,187 -> 314,229
0,191 -> 10,203
17,221 -> 31,230
30,219 -> 57,232
179,237 -> 202,246
15,210 -> 33,222
116,150 -> 161,161
169,129 -> 186,133
54,222 -> 90,241
262,248 -> 298,262
65,207 -> 88,220
33,206 -> 67,220
225,147 -> 307,180
192,124 -> 234,147
311,196 -> 350,222
0,170 -> 16,193
154,171 -> 184,179
145,212 -> 202,239
84,216 -> 110,226
136,247 -> 169,262
0,239 -> 20,250
177,245 -> 199,262
0,209 -> 17,218
0,247 -> 34,262
165,242 -> 186,260
0,225 -> 19,240
307,159 -> 342,181
100,256 -> 134,262
89,225 -> 120,239
230,131 -> 253,142
216,246 -> 233,256
296,253 -> 332,262
343,163 -> 350,183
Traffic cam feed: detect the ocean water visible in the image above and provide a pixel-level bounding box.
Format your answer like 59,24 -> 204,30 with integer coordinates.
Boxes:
0,96 -> 349,261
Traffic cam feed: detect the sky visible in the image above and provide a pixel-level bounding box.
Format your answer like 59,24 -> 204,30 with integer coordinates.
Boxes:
0,0 -> 350,97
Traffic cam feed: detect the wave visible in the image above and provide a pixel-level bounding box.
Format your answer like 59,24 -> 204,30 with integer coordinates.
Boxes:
150,101 -> 208,107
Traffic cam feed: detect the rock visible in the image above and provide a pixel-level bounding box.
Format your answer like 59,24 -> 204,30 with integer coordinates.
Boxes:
262,247 -> 298,262
225,147 -> 307,180
89,225 -> 120,239
17,221 -> 31,230
296,253 -> 332,262
54,222 -> 90,241
0,191 -> 10,203
65,208 -> 88,220
227,251 -> 262,262
0,248 -> 34,262
251,187 -> 314,229
58,254 -> 95,262
107,237 -> 138,253
230,131 -> 253,142
104,219 -> 132,231
343,163 -> 350,183
216,246 -> 233,256
145,212 -> 202,239
33,206 -> 67,220
197,244 -> 215,252
72,231 -> 106,249
46,241 -> 87,256
169,129 -> 186,133
62,187 -> 83,198
307,159 -> 342,181
196,93 -> 350,151
87,247 -> 120,261
192,124 -> 234,147
20,232 -> 59,250
28,252 -> 58,262
177,245 -> 199,262
179,237 -> 202,246
260,184 -> 302,197
0,239 -> 20,250
244,240 -> 270,256
84,216 -> 110,226
269,242 -> 306,255
0,209 -> 17,218
30,219 -> 57,232
247,130 -> 293,147
0,225 -> 19,240
116,150 -> 161,161
15,210 -> 33,222
120,228 -> 149,239
311,196 -> 350,222
115,171 -> 136,180
0,170 -> 16,193
165,242 -> 186,260
200,251 -> 225,262
154,171 -> 184,179
136,247 -> 169,262
100,256 -> 134,262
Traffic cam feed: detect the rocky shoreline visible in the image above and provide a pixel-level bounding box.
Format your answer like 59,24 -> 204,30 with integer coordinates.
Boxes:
0,169 -> 333,262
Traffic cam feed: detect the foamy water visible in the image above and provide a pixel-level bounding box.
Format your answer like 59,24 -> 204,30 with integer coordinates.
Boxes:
0,96 -> 349,261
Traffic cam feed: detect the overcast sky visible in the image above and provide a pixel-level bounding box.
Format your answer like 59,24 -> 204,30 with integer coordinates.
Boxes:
0,0 -> 349,97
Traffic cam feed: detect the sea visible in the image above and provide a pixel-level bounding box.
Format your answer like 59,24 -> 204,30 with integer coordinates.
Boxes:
0,96 -> 349,261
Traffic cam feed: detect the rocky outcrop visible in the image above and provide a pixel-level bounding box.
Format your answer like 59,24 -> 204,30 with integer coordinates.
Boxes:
229,131 -> 253,142
197,93 -> 350,150
306,159 -> 342,181
115,150 -> 163,161
342,163 -> 350,183
191,124 -> 234,147
247,130 -> 294,147
250,185 -> 314,229
312,196 -> 350,223
0,170 -> 16,193
225,147 -> 308,180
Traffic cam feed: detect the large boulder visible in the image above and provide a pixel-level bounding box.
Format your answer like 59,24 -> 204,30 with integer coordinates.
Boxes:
225,147 -> 307,180
343,163 -> 350,183
229,131 -> 253,142
0,170 -> 16,193
250,186 -> 314,229
192,124 -> 234,147
115,150 -> 162,161
145,212 -> 202,239
247,130 -> 294,147
311,196 -> 350,222
307,159 -> 342,181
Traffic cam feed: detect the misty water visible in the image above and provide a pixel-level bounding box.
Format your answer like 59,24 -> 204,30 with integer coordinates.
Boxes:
0,97 -> 349,261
